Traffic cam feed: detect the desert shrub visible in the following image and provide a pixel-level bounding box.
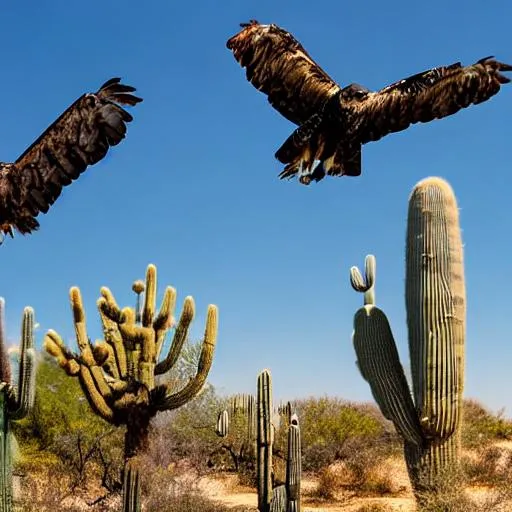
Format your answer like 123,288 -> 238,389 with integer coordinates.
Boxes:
293,397 -> 399,473
312,439 -> 397,500
462,445 -> 512,486
414,462 -> 512,512
461,399 -> 512,449
14,354 -> 124,495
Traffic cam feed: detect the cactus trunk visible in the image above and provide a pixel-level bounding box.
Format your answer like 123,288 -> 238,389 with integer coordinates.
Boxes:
122,409 -> 151,512
404,435 -> 459,491
257,370 -> 273,512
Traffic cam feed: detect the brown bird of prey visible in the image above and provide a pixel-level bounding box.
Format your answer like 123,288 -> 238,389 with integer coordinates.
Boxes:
227,20 -> 511,185
0,78 -> 142,240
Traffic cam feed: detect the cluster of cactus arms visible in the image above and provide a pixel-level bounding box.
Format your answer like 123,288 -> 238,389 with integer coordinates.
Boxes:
0,299 -> 36,512
350,177 -> 465,497
44,264 -> 219,512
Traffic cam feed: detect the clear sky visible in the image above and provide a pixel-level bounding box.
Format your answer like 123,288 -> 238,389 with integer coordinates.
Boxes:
1,1 -> 511,416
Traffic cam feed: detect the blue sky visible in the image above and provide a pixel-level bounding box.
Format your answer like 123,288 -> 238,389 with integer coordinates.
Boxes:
1,1 -> 511,415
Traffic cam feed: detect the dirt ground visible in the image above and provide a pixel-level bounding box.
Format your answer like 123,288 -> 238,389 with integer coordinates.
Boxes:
201,443 -> 512,511
199,461 -> 417,511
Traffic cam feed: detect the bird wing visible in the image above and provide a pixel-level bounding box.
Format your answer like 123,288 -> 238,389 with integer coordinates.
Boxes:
350,56 -> 512,144
227,20 -> 340,125
0,78 -> 142,234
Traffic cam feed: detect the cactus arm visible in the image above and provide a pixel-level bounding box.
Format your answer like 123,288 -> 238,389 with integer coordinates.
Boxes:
93,340 -> 119,378
70,287 -> 115,399
350,254 -> 376,306
155,296 -> 194,375
353,306 -> 424,446
153,286 -> 176,361
97,296 -> 127,378
70,287 -> 96,366
351,257 -> 424,446
141,264 -> 157,328
406,177 -> 465,439
157,305 -> 218,410
78,366 -> 116,423
44,330 -> 81,376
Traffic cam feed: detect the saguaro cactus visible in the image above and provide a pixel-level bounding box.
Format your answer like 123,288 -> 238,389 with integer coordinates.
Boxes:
285,414 -> 301,512
0,299 -> 36,512
44,264 -> 218,512
350,177 -> 465,496
256,370 -> 302,512
257,369 -> 273,512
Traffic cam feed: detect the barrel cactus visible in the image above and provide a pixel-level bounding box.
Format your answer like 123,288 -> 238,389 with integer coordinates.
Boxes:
350,177 -> 465,497
44,263 -> 218,512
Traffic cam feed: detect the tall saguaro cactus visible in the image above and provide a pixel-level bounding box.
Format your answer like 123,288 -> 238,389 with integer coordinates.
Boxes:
44,264 -> 218,512
350,177 -> 465,497
0,299 -> 36,512
257,370 -> 273,512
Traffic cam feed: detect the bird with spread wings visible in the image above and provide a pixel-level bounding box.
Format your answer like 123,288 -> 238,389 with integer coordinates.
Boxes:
227,20 -> 511,185
0,78 -> 142,240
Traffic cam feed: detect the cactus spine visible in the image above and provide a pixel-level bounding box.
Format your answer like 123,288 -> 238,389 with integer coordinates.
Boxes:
350,177 -> 465,496
44,264 -> 218,512
0,299 -> 36,512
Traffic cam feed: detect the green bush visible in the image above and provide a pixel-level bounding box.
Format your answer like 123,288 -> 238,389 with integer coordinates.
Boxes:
461,399 -> 512,449
292,397 -> 399,472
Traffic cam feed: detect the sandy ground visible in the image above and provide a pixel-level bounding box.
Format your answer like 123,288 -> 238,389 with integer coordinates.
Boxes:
199,465 -> 417,511
201,443 -> 512,511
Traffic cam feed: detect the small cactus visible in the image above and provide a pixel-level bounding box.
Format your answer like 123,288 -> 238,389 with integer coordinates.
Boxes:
216,410 -> 229,438
286,414 -> 301,512
257,369 -> 273,512
0,299 -> 36,512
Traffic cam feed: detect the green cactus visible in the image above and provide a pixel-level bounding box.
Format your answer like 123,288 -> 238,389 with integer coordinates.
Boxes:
350,177 -> 465,497
44,264 -> 218,512
0,298 -> 36,512
285,414 -> 301,512
231,393 -> 257,443
216,410 -> 229,438
256,371 -> 302,512
257,369 -> 273,512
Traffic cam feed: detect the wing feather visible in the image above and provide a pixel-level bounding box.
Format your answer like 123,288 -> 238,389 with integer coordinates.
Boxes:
353,57 -> 512,143
0,78 -> 142,235
227,20 -> 340,125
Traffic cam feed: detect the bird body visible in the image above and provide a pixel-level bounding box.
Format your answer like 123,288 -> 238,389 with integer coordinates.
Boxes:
0,78 -> 142,239
227,20 -> 511,184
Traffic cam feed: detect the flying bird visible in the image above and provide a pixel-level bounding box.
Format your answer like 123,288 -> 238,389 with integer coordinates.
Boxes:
227,20 -> 511,184
0,78 -> 142,240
